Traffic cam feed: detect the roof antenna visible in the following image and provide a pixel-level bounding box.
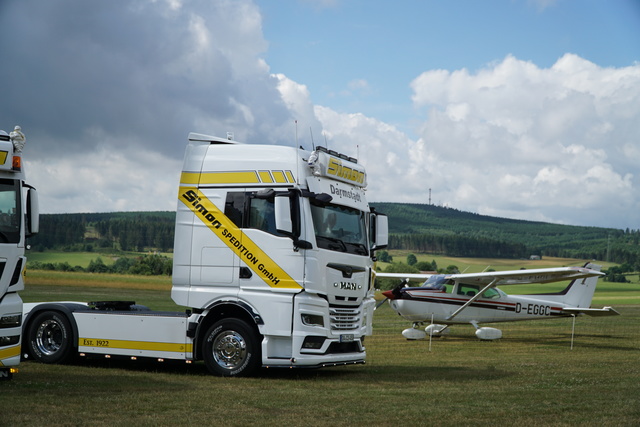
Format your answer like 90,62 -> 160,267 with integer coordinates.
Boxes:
324,133 -> 329,151
295,120 -> 299,149
309,127 -> 315,150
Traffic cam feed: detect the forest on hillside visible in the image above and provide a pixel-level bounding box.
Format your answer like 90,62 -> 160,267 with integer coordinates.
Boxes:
372,203 -> 640,267
30,212 -> 175,253
27,204 -> 640,268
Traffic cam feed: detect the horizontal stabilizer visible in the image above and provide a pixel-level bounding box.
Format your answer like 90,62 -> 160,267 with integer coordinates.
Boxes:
562,306 -> 620,317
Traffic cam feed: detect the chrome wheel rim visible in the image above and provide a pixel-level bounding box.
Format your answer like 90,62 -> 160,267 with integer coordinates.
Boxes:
212,330 -> 247,370
35,319 -> 63,356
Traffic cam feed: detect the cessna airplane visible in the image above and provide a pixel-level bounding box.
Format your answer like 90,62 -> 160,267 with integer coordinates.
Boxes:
377,263 -> 619,340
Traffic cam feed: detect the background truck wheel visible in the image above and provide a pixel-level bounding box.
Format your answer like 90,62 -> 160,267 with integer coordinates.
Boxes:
27,311 -> 74,364
202,318 -> 261,377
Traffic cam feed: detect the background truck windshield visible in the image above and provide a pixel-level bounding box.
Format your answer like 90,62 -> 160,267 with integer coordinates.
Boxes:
0,179 -> 20,243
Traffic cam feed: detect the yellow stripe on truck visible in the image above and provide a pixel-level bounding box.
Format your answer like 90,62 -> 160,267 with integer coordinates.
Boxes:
79,338 -> 192,353
0,344 -> 20,364
179,186 -> 302,290
258,170 -> 273,183
181,170 -> 296,185
272,170 -> 287,183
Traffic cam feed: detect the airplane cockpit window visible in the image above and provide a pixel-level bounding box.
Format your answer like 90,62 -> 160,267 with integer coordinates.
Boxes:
454,284 -> 504,299
422,275 -> 451,292
481,287 -> 503,299
457,283 -> 480,296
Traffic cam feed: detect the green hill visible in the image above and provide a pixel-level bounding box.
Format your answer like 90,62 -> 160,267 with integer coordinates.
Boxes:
371,203 -> 638,264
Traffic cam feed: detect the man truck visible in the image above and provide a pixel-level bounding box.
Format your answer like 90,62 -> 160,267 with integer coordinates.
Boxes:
0,126 -> 39,380
22,132 -> 388,376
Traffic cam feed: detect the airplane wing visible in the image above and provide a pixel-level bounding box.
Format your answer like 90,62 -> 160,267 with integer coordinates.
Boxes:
561,306 -> 620,317
449,266 -> 604,286
375,272 -> 435,280
376,266 -> 603,286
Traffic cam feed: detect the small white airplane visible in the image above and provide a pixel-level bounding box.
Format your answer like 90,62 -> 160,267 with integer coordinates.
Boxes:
377,262 -> 619,340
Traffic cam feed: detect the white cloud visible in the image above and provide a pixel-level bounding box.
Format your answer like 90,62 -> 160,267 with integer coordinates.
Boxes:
27,146 -> 182,214
2,2 -> 638,229
399,54 -> 640,227
528,0 -> 559,12
274,74 -> 323,140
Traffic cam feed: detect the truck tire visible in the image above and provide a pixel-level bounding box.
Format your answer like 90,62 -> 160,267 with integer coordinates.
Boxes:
27,311 -> 74,364
202,318 -> 261,377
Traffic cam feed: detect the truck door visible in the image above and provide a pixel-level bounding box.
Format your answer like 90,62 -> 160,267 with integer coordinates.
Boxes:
225,190 -> 304,292
173,186 -> 240,309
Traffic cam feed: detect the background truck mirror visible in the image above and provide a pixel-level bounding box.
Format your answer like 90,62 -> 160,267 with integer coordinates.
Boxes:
26,187 -> 39,236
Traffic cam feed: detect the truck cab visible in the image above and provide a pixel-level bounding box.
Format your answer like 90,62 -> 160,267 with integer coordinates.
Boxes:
172,133 -> 388,373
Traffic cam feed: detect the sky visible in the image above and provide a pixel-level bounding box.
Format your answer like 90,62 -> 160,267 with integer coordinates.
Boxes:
1,0 -> 639,229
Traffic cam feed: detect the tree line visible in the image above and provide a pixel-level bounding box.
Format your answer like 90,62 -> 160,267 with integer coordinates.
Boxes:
29,254 -> 172,276
389,233 -> 529,258
29,212 -> 175,252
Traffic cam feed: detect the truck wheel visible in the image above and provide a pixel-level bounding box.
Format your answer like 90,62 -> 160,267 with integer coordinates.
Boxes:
202,319 -> 261,377
27,311 -> 74,364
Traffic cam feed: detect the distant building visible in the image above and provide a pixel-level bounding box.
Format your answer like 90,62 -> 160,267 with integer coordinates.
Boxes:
529,255 -> 541,260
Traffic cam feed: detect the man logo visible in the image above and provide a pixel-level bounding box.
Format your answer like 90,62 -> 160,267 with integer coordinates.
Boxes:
334,282 -> 361,291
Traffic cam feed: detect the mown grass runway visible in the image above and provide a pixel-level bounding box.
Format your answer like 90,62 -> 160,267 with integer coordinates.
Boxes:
5,267 -> 640,426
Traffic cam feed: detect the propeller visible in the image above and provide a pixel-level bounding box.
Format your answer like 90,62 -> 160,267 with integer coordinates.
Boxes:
374,279 -> 409,310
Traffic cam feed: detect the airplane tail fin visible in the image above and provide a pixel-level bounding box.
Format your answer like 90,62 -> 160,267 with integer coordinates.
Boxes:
529,262 -> 603,308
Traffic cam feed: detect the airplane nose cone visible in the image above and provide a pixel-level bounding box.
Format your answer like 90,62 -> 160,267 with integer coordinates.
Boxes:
381,290 -> 396,300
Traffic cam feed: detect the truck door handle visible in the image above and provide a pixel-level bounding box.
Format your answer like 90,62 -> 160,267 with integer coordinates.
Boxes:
239,267 -> 252,279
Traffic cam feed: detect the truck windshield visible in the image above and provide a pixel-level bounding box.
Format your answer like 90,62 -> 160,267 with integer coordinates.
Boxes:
0,179 -> 20,243
310,201 -> 368,255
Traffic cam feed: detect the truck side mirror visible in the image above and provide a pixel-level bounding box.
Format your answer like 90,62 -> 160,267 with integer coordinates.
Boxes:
370,213 -> 388,251
275,193 -> 312,250
26,187 -> 39,236
274,195 -> 293,235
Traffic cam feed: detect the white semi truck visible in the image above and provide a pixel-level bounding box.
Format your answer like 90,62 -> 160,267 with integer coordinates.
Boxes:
0,126 -> 39,380
23,132 -> 388,376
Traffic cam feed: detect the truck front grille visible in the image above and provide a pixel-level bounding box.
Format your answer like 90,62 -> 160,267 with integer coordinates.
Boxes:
329,306 -> 360,331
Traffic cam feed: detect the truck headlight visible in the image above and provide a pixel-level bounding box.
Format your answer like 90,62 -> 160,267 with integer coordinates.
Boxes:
301,313 -> 324,327
0,314 -> 21,328
302,336 -> 325,349
0,335 -> 20,346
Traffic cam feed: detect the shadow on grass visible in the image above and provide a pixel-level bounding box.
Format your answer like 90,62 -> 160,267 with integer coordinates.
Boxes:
52,354 -> 211,376
257,363 -> 512,383
37,354 -> 513,383
498,333 -> 640,351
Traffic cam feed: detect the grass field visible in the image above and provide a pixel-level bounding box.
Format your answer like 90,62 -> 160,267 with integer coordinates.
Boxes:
5,257 -> 640,426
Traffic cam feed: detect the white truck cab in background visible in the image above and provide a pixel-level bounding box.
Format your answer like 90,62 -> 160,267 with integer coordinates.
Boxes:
0,126 -> 39,380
